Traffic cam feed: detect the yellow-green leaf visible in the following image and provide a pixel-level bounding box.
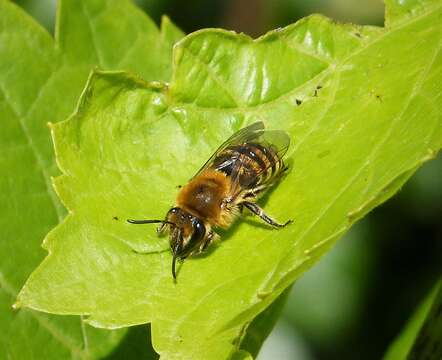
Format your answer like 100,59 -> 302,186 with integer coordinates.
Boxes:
0,0 -> 182,358
16,0 -> 442,359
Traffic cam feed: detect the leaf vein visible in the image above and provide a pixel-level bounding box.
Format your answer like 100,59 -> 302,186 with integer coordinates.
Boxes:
286,22 -> 441,271
80,1 -> 104,67
0,272 -> 85,357
182,46 -> 241,107
0,83 -> 64,222
278,34 -> 334,65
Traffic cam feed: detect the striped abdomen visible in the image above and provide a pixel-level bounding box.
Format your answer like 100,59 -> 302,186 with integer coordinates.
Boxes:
212,142 -> 284,189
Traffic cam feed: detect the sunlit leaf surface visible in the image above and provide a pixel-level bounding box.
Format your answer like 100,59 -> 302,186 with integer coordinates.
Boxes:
0,0 -> 182,357
16,0 -> 442,359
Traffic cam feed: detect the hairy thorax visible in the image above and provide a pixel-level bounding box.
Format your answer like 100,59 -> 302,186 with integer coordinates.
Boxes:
176,170 -> 232,226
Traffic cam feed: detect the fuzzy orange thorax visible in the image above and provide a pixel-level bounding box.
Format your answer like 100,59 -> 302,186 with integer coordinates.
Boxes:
176,170 -> 232,226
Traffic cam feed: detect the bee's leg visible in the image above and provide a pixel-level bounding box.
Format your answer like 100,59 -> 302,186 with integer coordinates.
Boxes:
157,223 -> 167,234
131,248 -> 169,255
243,184 -> 268,199
242,201 -> 292,228
199,230 -> 219,252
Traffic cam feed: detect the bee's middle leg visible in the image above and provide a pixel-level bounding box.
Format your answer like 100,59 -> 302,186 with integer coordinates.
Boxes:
242,201 -> 292,228
243,184 -> 268,199
199,230 -> 218,252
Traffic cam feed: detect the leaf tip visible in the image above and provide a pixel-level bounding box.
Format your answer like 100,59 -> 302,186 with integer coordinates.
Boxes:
160,14 -> 171,27
12,300 -> 22,310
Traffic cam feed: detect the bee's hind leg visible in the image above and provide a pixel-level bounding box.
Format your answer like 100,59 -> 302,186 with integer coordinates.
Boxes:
242,201 -> 292,228
243,184 -> 268,199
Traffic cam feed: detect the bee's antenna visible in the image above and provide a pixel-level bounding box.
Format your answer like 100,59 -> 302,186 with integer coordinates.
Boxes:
127,219 -> 175,226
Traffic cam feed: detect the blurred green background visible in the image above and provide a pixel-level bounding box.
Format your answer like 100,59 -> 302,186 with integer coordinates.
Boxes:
12,1 -> 441,359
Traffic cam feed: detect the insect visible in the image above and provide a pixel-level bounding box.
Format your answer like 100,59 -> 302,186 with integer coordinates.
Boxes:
128,121 -> 292,279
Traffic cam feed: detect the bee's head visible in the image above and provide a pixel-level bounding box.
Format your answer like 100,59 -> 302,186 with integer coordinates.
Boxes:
127,207 -> 206,280
166,207 -> 206,279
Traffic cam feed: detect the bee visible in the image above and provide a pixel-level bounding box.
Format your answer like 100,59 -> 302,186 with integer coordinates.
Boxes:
128,121 -> 292,279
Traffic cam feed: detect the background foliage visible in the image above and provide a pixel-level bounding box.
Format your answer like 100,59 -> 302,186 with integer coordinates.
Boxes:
1,0 -> 182,358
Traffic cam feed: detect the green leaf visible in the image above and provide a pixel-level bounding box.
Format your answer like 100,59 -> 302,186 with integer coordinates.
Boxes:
238,287 -> 292,358
0,0 -> 182,358
384,280 -> 442,360
17,0 -> 442,359
104,324 -> 159,360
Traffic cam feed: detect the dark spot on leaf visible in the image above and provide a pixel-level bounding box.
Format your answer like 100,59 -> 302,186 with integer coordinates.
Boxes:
376,94 -> 383,102
176,184 -> 182,189
314,85 -> 323,97
113,216 -> 119,220
317,150 -> 331,158
355,32 -> 362,38
295,99 -> 302,106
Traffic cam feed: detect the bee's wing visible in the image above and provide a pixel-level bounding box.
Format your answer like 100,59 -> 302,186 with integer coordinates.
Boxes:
253,130 -> 290,162
192,121 -> 265,178
228,128 -> 290,194
193,121 -> 290,198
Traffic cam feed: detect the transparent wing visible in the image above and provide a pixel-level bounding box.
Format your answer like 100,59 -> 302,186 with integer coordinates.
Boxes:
193,121 -> 290,195
252,130 -> 290,162
192,121 -> 265,178
228,128 -> 290,193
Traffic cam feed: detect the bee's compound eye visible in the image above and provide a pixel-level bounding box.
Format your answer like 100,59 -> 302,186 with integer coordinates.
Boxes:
168,207 -> 179,216
190,218 -> 206,244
